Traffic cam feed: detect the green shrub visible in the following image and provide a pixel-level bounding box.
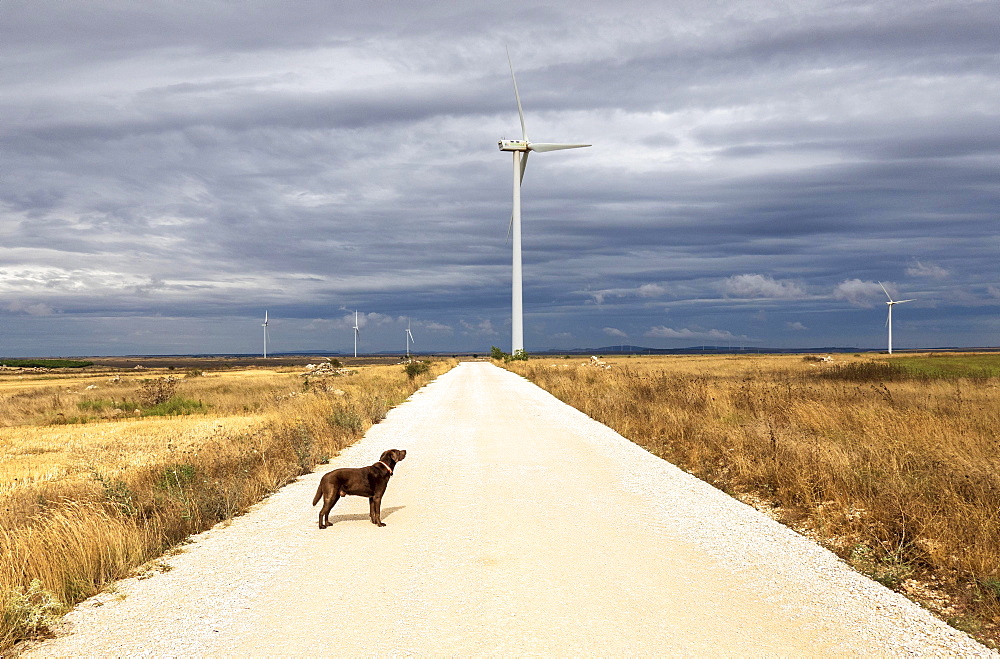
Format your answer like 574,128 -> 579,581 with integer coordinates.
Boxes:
77,399 -> 117,412
1,579 -> 61,646
93,473 -> 138,517
403,361 -> 430,380
489,346 -> 528,362
144,398 -> 205,417
156,464 -> 197,492
329,408 -> 363,432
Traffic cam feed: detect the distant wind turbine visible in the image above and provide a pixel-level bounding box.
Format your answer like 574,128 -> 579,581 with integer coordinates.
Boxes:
405,318 -> 415,360
353,310 -> 360,358
879,282 -> 914,355
262,310 -> 269,359
499,49 -> 590,354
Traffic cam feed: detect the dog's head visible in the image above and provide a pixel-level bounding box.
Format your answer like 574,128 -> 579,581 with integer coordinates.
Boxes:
379,449 -> 406,466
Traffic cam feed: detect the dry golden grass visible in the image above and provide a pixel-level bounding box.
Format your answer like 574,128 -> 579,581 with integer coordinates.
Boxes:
509,353 -> 1000,646
0,360 -> 454,651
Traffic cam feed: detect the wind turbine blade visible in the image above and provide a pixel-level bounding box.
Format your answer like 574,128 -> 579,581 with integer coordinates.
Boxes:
878,281 -> 892,301
896,299 -> 915,304
506,47 -> 528,142
519,150 -> 528,183
886,310 -> 891,327
528,142 -> 591,152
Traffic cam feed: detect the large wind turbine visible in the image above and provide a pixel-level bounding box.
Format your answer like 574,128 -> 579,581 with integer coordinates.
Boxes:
499,50 -> 590,354
879,282 -> 914,355
352,310 -> 361,358
405,318 -> 415,360
262,310 -> 269,359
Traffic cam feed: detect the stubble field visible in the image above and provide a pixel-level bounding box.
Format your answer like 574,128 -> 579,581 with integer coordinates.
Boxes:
0,358 -> 452,652
508,352 -> 1000,648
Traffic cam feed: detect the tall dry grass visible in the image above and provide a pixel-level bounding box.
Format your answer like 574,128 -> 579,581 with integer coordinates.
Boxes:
510,354 -> 1000,645
0,361 -> 453,651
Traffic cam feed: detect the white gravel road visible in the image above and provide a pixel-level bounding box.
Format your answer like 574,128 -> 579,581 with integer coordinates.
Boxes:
25,361 -> 991,656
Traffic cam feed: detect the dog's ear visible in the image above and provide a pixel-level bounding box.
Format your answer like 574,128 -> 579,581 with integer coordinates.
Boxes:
378,449 -> 393,463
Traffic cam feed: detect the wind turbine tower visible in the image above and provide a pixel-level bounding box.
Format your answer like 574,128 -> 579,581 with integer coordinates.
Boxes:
405,319 -> 415,360
353,310 -> 361,359
262,310 -> 269,359
879,282 -> 914,355
498,49 -> 590,354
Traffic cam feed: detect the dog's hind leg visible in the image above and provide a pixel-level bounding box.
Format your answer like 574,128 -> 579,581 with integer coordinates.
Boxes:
318,492 -> 340,529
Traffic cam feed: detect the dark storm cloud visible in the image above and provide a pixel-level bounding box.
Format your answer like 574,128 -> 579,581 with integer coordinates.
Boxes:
0,0 -> 997,356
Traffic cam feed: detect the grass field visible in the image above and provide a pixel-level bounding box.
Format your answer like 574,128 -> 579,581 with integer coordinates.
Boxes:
0,359 -> 453,652
508,352 -> 1000,647
893,353 -> 1000,379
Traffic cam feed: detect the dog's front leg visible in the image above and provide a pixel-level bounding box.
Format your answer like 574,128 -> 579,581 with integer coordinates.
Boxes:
369,496 -> 385,526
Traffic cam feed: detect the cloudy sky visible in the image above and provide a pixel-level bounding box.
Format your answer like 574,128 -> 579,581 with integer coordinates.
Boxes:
1,0 -> 997,357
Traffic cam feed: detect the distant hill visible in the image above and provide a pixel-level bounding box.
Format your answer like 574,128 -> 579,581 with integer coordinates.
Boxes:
534,345 -> 869,356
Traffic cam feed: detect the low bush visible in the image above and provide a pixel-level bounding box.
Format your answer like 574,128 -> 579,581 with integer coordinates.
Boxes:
144,398 -> 204,417
489,346 -> 528,362
1,580 -> 61,646
403,361 -> 430,380
137,377 -> 178,407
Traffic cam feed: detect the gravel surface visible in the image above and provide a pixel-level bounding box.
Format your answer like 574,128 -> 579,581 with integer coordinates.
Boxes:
24,362 -> 993,656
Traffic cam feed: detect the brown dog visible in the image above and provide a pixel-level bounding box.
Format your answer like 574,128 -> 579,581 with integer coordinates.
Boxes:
312,449 -> 406,529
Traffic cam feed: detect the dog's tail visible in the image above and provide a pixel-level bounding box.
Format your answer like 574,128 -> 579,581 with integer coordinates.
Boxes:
312,484 -> 323,506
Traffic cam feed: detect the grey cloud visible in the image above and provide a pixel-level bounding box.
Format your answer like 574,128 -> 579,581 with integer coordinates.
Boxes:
644,326 -> 740,341
0,0 -> 997,356
906,261 -> 949,279
833,279 -> 886,308
720,274 -> 805,299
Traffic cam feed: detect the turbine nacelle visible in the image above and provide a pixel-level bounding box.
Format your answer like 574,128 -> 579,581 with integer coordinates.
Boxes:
499,139 -> 529,152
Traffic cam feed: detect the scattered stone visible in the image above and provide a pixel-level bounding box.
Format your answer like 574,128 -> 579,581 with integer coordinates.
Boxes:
301,363 -> 356,377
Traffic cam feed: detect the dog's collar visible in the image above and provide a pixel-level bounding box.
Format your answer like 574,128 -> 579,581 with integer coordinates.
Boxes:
377,461 -> 393,476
